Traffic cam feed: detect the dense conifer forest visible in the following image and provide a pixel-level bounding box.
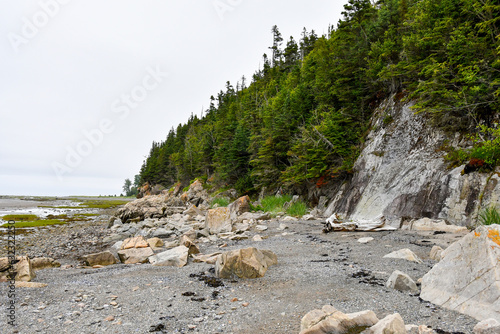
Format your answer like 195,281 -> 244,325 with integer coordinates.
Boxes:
135,0 -> 499,195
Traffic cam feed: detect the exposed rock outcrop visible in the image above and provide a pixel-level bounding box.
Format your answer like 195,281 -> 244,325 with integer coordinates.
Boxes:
323,97 -> 500,227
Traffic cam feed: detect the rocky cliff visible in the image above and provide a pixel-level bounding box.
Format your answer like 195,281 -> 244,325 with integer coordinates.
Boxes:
324,96 -> 500,227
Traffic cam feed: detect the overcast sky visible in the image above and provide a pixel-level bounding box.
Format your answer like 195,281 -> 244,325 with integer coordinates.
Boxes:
0,0 -> 347,196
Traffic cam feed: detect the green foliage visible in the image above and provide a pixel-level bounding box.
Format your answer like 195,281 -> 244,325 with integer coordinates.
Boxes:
136,0 -> 499,194
383,114 -> 394,126
478,205 -> 500,226
445,125 -> 500,168
211,197 -> 230,208
286,201 -> 308,217
2,214 -> 38,221
444,146 -> 470,168
249,202 -> 263,212
261,195 -> 292,214
122,178 -> 137,197
469,125 -> 500,165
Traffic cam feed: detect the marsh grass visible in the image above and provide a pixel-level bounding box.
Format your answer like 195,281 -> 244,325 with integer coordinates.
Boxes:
1,219 -> 66,228
2,214 -> 38,221
39,199 -> 128,210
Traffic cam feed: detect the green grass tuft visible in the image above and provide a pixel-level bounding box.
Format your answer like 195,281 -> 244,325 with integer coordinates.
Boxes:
211,197 -> 230,208
286,201 -> 308,217
2,214 -> 38,221
261,195 -> 292,214
479,206 -> 500,226
1,219 -> 66,228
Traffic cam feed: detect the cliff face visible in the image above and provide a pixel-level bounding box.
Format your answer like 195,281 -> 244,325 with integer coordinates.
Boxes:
324,97 -> 500,227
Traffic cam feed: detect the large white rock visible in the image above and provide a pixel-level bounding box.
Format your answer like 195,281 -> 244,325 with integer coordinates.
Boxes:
421,224 -> 500,321
149,246 -> 189,267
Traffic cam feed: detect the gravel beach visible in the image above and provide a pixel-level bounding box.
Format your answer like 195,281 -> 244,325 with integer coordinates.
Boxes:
0,202 -> 477,334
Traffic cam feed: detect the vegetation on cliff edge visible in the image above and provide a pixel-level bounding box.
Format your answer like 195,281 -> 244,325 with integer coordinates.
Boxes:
136,0 -> 499,196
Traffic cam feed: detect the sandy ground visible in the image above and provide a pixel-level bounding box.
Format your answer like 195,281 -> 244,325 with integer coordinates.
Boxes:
0,202 -> 478,334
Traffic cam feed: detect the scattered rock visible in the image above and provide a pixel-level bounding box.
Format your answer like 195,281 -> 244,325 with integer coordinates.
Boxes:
192,252 -> 222,265
278,223 -> 288,230
383,248 -> 422,263
183,204 -> 204,217
149,246 -> 189,267
386,270 -> 418,292
282,216 -> 298,222
82,251 -> 118,267
15,281 -> 48,288
366,313 -> 406,334
429,245 -> 444,261
31,257 -> 61,270
0,256 -> 35,282
255,225 -> 268,232
121,236 -> 149,249
252,235 -> 263,242
179,235 -> 200,255
117,247 -> 154,264
228,196 -> 251,219
358,237 -> 374,244
473,318 -> 500,334
147,237 -> 164,248
152,228 -> 175,238
405,324 -> 419,333
421,224 -> 500,321
233,222 -> 250,233
205,207 -> 232,234
417,325 -> 437,334
300,305 -> 379,334
237,212 -> 271,222
215,247 -> 278,279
